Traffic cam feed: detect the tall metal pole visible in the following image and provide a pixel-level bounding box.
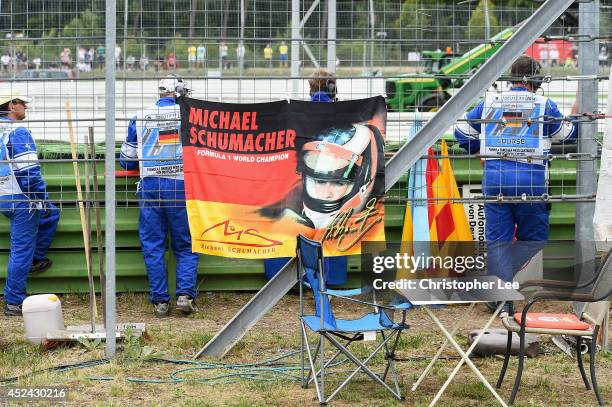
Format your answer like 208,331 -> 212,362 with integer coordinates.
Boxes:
189,0 -> 197,38
368,0 -> 375,96
326,0 -> 336,73
574,0 -> 599,319
291,0 -> 300,97
104,0 -> 117,358
484,0 -> 490,40
123,0 -> 128,122
123,0 -> 128,72
238,0 -> 245,102
598,65 -> 612,352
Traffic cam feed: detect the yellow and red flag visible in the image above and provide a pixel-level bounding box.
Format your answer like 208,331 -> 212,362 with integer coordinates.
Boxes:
427,140 -> 473,243
401,139 -> 473,277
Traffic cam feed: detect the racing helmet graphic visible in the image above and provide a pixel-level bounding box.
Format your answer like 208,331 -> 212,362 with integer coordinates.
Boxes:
297,123 -> 384,220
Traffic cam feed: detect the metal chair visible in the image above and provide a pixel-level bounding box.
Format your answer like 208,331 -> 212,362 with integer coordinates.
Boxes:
296,234 -> 409,404
496,249 -> 612,406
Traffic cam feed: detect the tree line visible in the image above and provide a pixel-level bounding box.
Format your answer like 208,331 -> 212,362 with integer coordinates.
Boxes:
2,0 -> 607,68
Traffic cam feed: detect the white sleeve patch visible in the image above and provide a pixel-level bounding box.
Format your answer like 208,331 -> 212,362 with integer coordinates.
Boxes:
120,143 -> 138,158
550,121 -> 575,142
455,120 -> 479,138
12,151 -> 39,171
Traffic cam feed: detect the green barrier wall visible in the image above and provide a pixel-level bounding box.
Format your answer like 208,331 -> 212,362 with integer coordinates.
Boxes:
0,141 -> 587,293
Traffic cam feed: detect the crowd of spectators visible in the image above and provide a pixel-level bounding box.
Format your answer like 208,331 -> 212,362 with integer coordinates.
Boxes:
1,40 -> 296,76
0,45 -> 132,75
0,50 -> 28,73
216,41 -> 290,70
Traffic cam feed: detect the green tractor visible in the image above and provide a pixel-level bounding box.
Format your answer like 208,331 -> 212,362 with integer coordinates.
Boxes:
385,27 -> 515,112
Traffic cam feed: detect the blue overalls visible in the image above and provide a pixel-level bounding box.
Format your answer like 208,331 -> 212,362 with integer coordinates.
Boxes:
120,97 -> 199,303
454,87 -> 577,281
1,118 -> 59,305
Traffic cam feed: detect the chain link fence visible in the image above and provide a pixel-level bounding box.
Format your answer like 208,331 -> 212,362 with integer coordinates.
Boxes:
0,1 -> 608,300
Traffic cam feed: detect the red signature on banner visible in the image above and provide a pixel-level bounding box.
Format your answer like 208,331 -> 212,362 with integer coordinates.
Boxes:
321,198 -> 383,252
198,220 -> 283,247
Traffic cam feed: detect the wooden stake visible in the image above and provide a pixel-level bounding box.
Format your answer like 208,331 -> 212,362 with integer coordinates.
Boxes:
65,101 -> 97,332
82,134 -> 95,325
89,127 -> 106,326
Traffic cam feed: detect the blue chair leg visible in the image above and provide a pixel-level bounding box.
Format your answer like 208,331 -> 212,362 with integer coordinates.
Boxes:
301,321 -> 306,389
308,335 -> 360,387
306,336 -> 322,387
381,331 -> 391,381
301,325 -> 325,402
381,330 -> 401,382
322,331 -> 403,400
383,330 -> 403,400
320,334 -> 326,405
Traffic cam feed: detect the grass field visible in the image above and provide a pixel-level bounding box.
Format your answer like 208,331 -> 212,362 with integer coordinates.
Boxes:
1,293 -> 610,406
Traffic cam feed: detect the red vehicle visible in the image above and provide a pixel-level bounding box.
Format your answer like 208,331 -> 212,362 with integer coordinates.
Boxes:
524,38 -> 574,67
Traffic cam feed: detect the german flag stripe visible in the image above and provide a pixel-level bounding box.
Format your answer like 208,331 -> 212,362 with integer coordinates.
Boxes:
158,133 -> 180,144
502,111 -> 524,127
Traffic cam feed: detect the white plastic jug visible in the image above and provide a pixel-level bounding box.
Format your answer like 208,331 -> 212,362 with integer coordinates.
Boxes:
22,294 -> 65,344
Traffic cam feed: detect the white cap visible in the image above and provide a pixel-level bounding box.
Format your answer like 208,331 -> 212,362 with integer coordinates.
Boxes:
0,91 -> 32,106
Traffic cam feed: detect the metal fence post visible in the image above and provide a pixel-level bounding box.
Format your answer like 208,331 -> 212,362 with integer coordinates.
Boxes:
368,0 -> 375,96
291,0 -> 300,97
576,0 -> 599,241
574,0 -> 599,319
326,0 -> 336,73
105,0 -> 117,358
238,0 -> 245,102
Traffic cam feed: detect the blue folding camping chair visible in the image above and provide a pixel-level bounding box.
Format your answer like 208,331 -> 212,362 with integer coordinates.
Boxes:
297,234 -> 409,404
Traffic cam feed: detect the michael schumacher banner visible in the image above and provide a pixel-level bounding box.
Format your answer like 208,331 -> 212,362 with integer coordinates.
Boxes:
179,96 -> 386,258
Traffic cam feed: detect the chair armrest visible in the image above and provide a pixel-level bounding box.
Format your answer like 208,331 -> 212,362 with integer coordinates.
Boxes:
326,287 -> 363,297
323,291 -> 405,311
527,290 -> 595,302
520,275 -> 597,290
